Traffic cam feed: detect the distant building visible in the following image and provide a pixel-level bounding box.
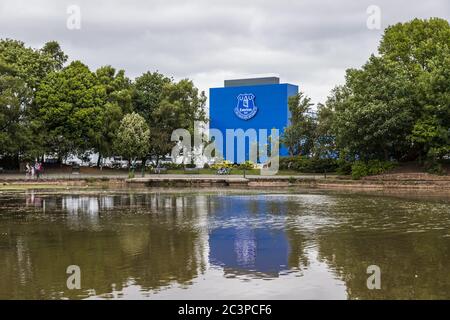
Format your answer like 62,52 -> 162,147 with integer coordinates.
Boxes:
209,77 -> 298,163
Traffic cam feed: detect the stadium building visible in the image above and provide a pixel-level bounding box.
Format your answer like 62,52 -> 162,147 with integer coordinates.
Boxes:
209,77 -> 298,163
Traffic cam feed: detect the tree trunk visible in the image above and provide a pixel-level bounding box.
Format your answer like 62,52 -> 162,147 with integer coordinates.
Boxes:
141,157 -> 146,177
14,153 -> 20,170
97,154 -> 102,167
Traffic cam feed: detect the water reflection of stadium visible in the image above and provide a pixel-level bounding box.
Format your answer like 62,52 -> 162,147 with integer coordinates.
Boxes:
209,196 -> 291,277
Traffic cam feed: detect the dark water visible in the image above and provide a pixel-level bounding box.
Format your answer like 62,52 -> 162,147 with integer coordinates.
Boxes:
0,189 -> 449,300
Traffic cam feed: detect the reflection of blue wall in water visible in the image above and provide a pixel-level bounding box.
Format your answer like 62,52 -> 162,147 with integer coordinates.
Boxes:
209,196 -> 290,275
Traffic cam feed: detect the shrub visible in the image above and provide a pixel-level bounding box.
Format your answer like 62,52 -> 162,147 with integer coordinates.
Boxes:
367,160 -> 396,175
279,157 -> 291,170
161,163 -> 184,170
425,161 -> 445,175
424,147 -> 447,175
279,156 -> 338,173
308,158 -> 338,173
203,163 -> 210,169
351,160 -> 397,179
185,163 -> 196,169
336,159 -> 352,175
238,161 -> 255,170
211,160 -> 233,170
352,161 -> 369,180
351,161 -> 369,180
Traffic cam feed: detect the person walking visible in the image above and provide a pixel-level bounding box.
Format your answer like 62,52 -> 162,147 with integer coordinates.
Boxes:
25,162 -> 31,179
34,162 -> 40,179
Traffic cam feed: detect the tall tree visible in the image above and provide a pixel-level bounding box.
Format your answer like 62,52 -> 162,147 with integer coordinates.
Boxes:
133,73 -> 207,165
314,102 -> 336,159
327,18 -> 450,163
93,65 -> 133,166
0,59 -> 32,162
0,39 -> 66,166
133,72 -> 172,164
36,61 -> 107,160
282,92 -> 316,156
0,39 -> 66,90
113,112 -> 150,171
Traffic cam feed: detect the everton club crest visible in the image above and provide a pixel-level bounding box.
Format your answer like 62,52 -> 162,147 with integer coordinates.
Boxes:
234,93 -> 258,120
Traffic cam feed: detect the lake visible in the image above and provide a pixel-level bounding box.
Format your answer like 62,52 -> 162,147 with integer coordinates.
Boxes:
0,189 -> 449,299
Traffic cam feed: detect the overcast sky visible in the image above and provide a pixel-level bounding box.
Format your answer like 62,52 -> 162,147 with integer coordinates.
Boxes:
0,0 -> 449,104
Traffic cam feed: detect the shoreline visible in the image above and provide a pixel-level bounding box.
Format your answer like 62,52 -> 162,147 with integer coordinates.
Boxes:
0,174 -> 449,196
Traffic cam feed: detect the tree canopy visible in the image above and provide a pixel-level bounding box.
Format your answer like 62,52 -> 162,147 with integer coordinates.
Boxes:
113,112 -> 150,163
0,37 -> 209,169
330,18 -> 450,163
0,17 -> 448,173
287,18 -> 450,168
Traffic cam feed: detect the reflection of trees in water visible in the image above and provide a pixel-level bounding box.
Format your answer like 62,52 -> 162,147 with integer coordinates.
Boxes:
284,200 -> 310,271
316,196 -> 450,299
7,192 -> 447,299
0,193 -> 209,299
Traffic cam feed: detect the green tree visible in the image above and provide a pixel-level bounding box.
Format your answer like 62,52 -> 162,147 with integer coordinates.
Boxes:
327,18 -> 450,164
0,39 -> 66,90
36,61 -> 107,160
93,65 -> 133,166
314,102 -> 336,159
133,72 -> 173,165
113,112 -> 150,174
0,39 -> 66,166
0,59 -> 32,161
40,41 -> 68,71
156,79 -> 207,165
282,92 -> 316,156
133,73 -> 207,165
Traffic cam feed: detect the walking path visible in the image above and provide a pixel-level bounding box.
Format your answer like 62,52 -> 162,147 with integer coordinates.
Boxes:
0,173 -> 325,181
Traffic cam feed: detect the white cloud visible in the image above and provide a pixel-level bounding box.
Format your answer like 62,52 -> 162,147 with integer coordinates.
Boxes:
1,0 -> 449,104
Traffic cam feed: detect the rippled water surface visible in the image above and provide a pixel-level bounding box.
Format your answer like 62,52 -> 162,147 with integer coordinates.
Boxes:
0,189 -> 449,299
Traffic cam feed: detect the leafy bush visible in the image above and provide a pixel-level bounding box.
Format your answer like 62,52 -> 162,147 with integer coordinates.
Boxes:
425,148 -> 447,175
211,160 -> 233,170
279,156 -> 338,173
351,161 -> 369,180
185,163 -> 196,169
367,160 -> 396,175
238,161 -> 255,170
203,163 -> 210,169
288,176 -> 296,184
308,158 -> 338,173
351,160 -> 397,179
336,159 -> 352,175
161,163 -> 184,170
425,161 -> 445,175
